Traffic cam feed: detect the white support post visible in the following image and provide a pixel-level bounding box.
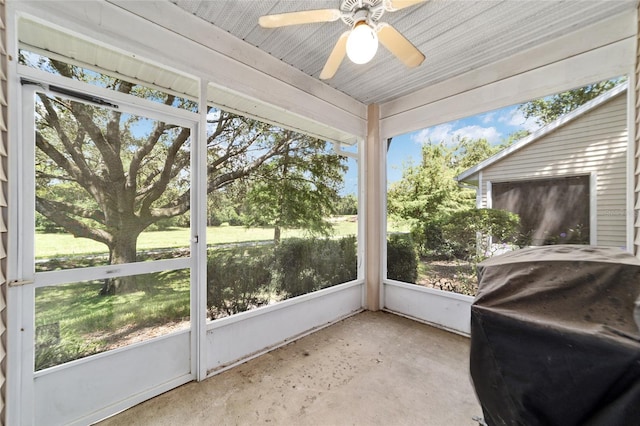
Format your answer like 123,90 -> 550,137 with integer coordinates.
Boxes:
365,104 -> 382,311
195,81 -> 209,381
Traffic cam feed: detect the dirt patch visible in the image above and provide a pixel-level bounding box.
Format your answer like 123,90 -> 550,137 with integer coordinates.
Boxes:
417,259 -> 478,296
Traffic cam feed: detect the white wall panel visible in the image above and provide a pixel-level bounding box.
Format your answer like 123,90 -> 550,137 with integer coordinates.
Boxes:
384,281 -> 473,335
33,332 -> 192,426
206,282 -> 363,374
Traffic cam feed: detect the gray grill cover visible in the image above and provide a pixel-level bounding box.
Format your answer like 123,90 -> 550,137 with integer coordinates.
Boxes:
470,245 -> 640,426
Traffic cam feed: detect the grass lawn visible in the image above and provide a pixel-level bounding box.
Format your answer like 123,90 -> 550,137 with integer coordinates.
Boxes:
35,216 -> 361,259
33,215 -> 410,369
35,269 -> 190,370
33,217 -> 361,369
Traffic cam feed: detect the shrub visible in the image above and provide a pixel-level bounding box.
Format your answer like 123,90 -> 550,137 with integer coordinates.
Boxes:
207,245 -> 274,319
387,234 -> 418,283
207,236 -> 358,318
272,236 -> 357,298
441,208 -> 520,260
208,206 -> 244,227
411,219 -> 458,259
147,217 -> 181,231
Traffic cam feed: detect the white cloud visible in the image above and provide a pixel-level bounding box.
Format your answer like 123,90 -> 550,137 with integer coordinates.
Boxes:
499,107 -> 541,132
454,125 -> 501,144
411,123 -> 454,145
481,112 -> 495,124
411,123 -> 501,146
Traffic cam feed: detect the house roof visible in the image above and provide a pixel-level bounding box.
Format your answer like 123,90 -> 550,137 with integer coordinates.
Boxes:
456,82 -> 628,183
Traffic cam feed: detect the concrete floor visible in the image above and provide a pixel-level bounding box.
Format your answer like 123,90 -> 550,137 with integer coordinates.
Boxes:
99,311 -> 483,425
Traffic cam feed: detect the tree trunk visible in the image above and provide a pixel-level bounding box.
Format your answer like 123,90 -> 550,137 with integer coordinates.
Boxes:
273,146 -> 289,246
274,226 -> 281,245
99,232 -> 140,295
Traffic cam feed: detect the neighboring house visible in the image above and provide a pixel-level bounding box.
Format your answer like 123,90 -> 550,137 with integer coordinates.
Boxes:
457,83 -> 629,249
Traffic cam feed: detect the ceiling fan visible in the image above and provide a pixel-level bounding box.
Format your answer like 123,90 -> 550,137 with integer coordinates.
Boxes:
259,0 -> 427,79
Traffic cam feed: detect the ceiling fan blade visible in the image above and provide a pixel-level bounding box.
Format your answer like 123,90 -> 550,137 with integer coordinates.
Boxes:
377,23 -> 425,68
259,9 -> 341,28
385,0 -> 429,11
320,31 -> 350,80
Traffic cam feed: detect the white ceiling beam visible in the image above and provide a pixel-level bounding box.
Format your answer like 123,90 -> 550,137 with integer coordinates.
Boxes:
12,0 -> 367,140
379,11 -> 636,138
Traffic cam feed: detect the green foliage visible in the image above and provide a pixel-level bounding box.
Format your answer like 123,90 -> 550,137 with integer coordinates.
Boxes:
206,236 -> 358,318
388,143 -> 467,227
516,223 -> 589,246
454,138 -> 502,170
386,234 -> 418,283
146,215 -> 189,231
272,237 -> 357,298
245,136 -> 346,243
207,180 -> 250,226
411,219 -> 456,259
388,137 -> 506,260
31,53 -> 349,295
35,335 -> 101,371
440,209 -> 521,260
388,138 -> 505,229
35,212 -> 64,233
501,129 -> 531,146
207,245 -> 274,318
518,79 -> 624,125
208,205 -> 244,227
336,194 -> 358,215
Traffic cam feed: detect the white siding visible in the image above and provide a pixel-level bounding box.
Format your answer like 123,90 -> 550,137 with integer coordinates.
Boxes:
0,1 -> 7,421
635,5 -> 640,257
480,93 -> 628,248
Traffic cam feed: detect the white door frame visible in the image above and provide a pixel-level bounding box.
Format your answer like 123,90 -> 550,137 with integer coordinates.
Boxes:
8,72 -> 202,425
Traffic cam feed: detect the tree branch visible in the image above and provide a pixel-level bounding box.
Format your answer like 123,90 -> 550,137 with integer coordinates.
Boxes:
36,197 -> 111,245
127,121 -> 167,189
139,127 -> 191,214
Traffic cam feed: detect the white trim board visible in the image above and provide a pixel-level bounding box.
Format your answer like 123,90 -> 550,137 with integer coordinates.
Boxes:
380,12 -> 635,121
11,1 -> 366,143
380,35 -> 635,140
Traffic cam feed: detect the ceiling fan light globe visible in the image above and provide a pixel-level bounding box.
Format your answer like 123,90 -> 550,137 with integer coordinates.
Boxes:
346,23 -> 378,65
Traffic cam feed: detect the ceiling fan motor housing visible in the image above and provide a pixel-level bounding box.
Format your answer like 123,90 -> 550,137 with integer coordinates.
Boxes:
340,0 -> 385,27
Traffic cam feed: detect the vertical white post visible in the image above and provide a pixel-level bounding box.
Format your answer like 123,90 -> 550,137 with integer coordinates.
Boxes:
476,171 -> 483,208
365,104 -> 382,311
195,81 -> 209,381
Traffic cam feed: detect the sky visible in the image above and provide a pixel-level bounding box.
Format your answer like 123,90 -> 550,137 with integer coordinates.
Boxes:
340,101 -> 542,196
385,103 -> 542,185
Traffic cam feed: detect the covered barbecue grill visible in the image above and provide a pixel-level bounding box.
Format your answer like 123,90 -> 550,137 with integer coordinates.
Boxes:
470,245 -> 640,426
